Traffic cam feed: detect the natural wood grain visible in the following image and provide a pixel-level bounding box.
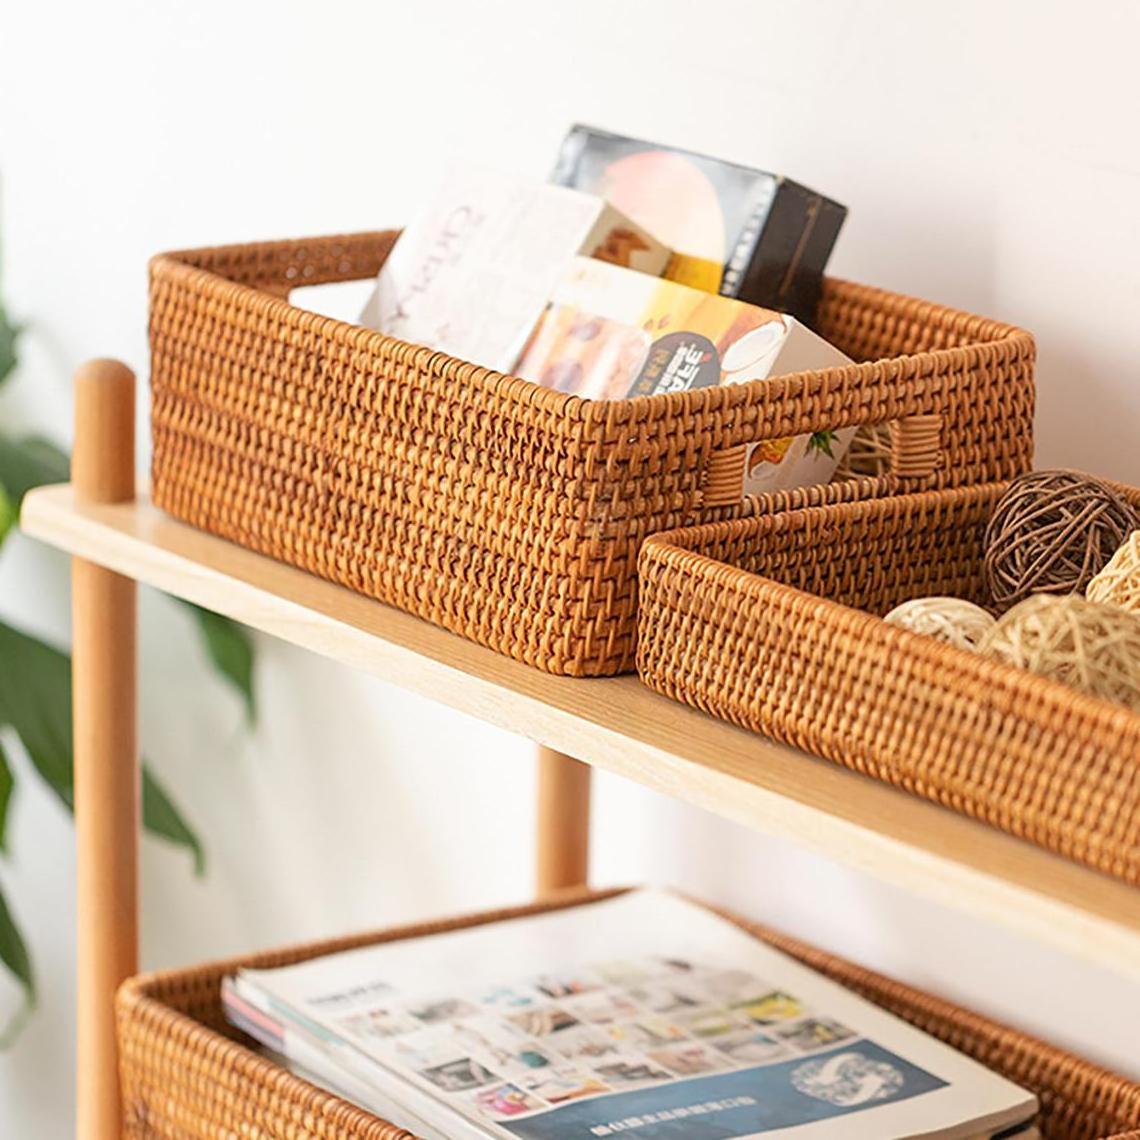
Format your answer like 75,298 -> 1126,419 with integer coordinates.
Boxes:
536,748 -> 591,892
70,363 -> 139,1140
23,484 -> 1140,979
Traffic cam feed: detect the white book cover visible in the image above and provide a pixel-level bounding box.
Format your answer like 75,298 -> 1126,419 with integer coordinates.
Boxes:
361,167 -> 670,373
230,891 -> 1036,1140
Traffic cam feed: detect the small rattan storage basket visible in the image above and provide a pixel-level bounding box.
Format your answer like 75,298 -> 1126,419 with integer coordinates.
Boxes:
149,232 -> 1034,675
116,889 -> 1140,1140
637,480 -> 1140,883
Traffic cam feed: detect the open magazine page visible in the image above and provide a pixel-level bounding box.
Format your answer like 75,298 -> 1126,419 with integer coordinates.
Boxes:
224,976 -> 477,1140
236,891 -> 1036,1140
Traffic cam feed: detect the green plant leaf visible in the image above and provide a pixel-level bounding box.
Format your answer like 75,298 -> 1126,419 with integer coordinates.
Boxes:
0,740 -> 13,854
0,884 -> 32,998
0,433 -> 70,509
181,603 -> 256,724
142,767 -> 205,877
0,621 -> 73,812
0,482 -> 14,549
0,304 -> 19,389
0,620 -> 204,871
0,880 -> 35,1047
808,429 -> 839,460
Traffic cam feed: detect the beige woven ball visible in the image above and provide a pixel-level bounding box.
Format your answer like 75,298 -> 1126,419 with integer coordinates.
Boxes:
979,593 -> 1140,711
1087,531 -> 1140,614
883,596 -> 996,651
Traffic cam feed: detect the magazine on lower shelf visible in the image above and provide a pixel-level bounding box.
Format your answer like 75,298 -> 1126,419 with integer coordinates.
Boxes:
223,890 -> 1038,1140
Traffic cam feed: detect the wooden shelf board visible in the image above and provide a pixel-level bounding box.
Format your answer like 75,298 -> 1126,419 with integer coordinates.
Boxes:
22,484 -> 1140,978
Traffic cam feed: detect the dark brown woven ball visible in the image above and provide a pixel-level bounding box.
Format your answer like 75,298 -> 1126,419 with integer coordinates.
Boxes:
984,469 -> 1139,610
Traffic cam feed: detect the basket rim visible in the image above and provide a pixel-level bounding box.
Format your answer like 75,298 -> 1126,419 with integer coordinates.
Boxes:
150,232 -> 1036,435
637,479 -> 1140,734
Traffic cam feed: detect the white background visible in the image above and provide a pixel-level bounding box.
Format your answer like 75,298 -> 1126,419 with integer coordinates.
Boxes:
2,1 -> 1139,1133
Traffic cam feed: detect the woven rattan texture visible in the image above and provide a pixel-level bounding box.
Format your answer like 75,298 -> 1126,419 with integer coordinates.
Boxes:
148,232 -> 1035,675
115,889 -> 1140,1140
637,481 -> 1140,883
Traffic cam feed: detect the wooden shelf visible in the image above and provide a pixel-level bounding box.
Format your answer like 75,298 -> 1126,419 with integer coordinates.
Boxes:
23,483 -> 1140,978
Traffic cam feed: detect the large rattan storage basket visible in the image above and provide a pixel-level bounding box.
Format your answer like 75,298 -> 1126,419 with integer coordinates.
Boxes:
637,480 -> 1140,884
149,232 -> 1034,675
116,889 -> 1140,1140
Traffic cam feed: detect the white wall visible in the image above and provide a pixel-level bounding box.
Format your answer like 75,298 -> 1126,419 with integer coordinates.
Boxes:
2,0 -> 1140,1133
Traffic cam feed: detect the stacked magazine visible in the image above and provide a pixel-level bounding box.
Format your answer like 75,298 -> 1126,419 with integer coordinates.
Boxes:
223,891 -> 1039,1140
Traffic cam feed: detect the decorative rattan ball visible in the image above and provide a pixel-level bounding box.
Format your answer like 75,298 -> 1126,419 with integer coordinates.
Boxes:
984,470 -> 1138,610
1086,531 -> 1140,615
883,596 -> 996,651
979,594 -> 1140,711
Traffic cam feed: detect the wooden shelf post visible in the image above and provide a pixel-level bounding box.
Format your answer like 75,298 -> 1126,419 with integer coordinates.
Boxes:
71,359 -> 138,1140
535,746 -> 591,892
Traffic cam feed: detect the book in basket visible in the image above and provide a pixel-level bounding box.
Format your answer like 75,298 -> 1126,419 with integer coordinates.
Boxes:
223,891 -> 1037,1140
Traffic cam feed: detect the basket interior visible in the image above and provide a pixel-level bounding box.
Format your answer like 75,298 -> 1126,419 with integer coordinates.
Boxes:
669,483 -> 999,616
665,478 -> 1140,619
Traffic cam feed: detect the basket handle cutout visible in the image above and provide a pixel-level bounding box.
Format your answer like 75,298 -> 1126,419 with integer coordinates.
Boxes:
701,413 -> 943,509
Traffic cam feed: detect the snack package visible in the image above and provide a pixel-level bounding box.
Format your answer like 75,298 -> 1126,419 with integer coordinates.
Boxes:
360,167 -> 671,373
514,257 -> 855,495
550,124 -> 846,323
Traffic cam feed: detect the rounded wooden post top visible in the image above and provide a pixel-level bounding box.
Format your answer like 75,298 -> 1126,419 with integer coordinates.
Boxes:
73,358 -> 136,505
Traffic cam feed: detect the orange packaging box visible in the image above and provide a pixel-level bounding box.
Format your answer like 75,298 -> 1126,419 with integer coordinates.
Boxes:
515,257 -> 855,495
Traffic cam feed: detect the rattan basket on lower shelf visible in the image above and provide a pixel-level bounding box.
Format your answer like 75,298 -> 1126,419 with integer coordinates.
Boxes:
148,231 -> 1034,676
116,889 -> 1140,1140
637,479 -> 1140,885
